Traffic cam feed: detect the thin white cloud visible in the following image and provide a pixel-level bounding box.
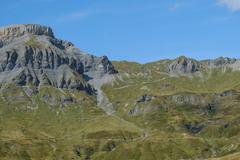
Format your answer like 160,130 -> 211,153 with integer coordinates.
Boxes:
169,3 -> 181,11
218,0 -> 240,11
57,10 -> 101,23
63,12 -> 90,21
73,12 -> 91,19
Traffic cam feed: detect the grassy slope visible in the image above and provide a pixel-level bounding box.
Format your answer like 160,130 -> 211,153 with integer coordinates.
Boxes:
100,61 -> 240,160
1,60 -> 240,159
210,152 -> 240,160
0,85 -> 142,160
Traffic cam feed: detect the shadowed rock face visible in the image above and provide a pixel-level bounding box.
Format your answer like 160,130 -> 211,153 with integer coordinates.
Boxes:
184,122 -> 204,134
0,24 -> 117,94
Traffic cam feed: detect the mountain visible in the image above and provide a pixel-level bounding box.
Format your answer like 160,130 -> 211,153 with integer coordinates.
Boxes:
1,24 -> 240,160
0,25 -> 141,160
0,24 -> 117,93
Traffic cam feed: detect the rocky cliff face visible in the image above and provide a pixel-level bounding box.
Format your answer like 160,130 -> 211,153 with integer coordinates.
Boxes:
0,24 -> 117,94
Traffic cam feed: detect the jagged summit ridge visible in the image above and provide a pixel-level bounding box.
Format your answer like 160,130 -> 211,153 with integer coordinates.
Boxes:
0,24 -> 117,94
164,56 -> 240,75
0,24 -> 54,38
202,57 -> 238,68
0,24 -> 55,48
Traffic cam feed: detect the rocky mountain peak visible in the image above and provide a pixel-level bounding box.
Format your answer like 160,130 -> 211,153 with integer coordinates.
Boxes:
0,24 -> 54,48
211,57 -> 237,67
166,56 -> 200,74
200,56 -> 240,70
0,24 -> 117,94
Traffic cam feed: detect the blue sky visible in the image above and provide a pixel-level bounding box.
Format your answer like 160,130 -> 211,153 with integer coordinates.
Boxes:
1,0 -> 240,63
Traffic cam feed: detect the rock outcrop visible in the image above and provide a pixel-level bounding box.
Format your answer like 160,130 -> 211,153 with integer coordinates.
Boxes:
170,93 -> 205,105
184,122 -> 204,134
166,56 -> 201,75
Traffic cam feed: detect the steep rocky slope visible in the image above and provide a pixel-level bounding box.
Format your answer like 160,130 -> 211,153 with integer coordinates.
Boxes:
0,24 -> 117,95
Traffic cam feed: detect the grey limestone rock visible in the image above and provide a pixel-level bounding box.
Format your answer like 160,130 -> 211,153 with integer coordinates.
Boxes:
170,93 -> 204,105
